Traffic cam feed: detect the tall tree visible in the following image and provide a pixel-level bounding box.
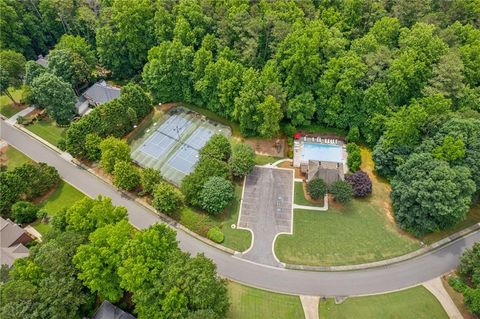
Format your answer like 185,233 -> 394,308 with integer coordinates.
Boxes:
391,153 -> 475,236
0,50 -> 26,104
30,72 -> 76,124
74,220 -> 133,302
143,41 -> 194,103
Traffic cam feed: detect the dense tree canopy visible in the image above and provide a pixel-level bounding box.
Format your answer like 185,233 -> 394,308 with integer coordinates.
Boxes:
31,72 -> 77,124
391,153 -> 476,236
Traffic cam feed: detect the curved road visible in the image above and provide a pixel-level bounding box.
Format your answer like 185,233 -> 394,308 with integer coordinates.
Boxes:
2,120 -> 479,297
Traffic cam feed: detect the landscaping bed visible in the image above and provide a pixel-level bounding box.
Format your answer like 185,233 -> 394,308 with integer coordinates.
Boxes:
319,286 -> 448,319
226,281 -> 304,319
294,181 -> 324,206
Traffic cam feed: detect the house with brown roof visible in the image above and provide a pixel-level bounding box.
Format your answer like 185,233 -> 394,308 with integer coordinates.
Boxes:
0,217 -> 32,266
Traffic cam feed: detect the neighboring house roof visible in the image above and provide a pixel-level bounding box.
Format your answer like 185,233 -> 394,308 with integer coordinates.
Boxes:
36,55 -> 48,68
83,81 -> 121,105
0,217 -> 31,266
92,301 -> 136,319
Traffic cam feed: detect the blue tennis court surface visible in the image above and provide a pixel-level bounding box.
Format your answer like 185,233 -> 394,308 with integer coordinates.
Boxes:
130,106 -> 231,186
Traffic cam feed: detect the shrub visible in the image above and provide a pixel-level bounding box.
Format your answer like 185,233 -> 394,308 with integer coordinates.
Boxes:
345,171 -> 372,197
199,134 -> 231,161
347,126 -> 360,143
346,143 -> 361,172
329,180 -> 353,204
57,138 -> 66,151
153,182 -> 183,215
307,178 -> 327,200
448,276 -> 466,293
15,163 -> 60,200
84,133 -> 102,161
99,137 -> 131,173
283,123 -> 296,138
37,208 -> 48,220
140,168 -> 162,196
112,161 -> 140,191
11,201 -> 39,224
207,227 -> 224,243
200,177 -> 234,215
229,144 -> 255,178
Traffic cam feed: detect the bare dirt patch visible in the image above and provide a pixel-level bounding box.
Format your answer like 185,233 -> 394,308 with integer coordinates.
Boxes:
244,138 -> 285,157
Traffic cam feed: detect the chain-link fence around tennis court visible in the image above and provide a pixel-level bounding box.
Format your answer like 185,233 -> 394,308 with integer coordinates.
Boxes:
131,106 -> 231,186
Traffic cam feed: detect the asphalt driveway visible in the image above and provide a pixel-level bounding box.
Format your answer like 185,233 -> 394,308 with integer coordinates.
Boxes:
238,166 -> 294,266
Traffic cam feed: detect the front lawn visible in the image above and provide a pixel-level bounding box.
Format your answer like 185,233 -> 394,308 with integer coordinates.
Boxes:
26,118 -> 67,146
226,281 -> 304,319
275,148 -> 419,266
254,154 -> 281,165
0,88 -> 26,118
33,181 -> 86,234
175,184 -> 251,252
3,146 -> 32,170
319,286 -> 448,319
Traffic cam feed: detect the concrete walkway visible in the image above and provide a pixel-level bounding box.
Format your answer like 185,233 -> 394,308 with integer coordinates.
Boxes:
5,106 -> 35,125
423,277 -> 462,319
300,295 -> 319,319
293,194 -> 329,211
269,158 -> 293,167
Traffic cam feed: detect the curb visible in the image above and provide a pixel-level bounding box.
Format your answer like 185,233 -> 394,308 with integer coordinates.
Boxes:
15,124 -> 63,154
284,223 -> 480,272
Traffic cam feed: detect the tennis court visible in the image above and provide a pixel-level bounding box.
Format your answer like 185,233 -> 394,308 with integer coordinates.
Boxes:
131,106 -> 231,186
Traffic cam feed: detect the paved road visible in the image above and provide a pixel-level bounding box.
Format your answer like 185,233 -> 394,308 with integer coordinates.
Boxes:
2,119 -> 480,297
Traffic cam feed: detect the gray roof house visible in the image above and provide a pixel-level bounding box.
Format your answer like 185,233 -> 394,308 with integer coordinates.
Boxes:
0,217 -> 31,266
36,55 -> 48,68
92,301 -> 136,319
75,80 -> 121,116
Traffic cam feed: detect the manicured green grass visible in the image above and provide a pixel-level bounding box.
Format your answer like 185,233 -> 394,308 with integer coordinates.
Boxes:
226,281 -> 304,319
5,146 -> 31,170
275,148 -> 419,266
33,181 -> 86,235
176,184 -> 251,252
319,286 -> 448,319
26,118 -> 67,146
38,181 -> 86,216
294,182 -> 322,206
254,154 -> 281,165
0,88 -> 26,118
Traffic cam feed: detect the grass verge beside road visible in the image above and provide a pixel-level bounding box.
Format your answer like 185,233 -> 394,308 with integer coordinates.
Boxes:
319,286 -> 448,319
26,118 -> 66,146
226,281 -> 304,319
3,146 -> 32,169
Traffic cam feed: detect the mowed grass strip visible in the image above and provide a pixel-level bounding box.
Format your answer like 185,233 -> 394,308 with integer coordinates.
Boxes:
0,88 -> 26,118
226,281 -> 305,319
4,146 -> 32,170
293,181 -> 323,207
319,286 -> 448,319
26,118 -> 66,146
275,148 -> 418,266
